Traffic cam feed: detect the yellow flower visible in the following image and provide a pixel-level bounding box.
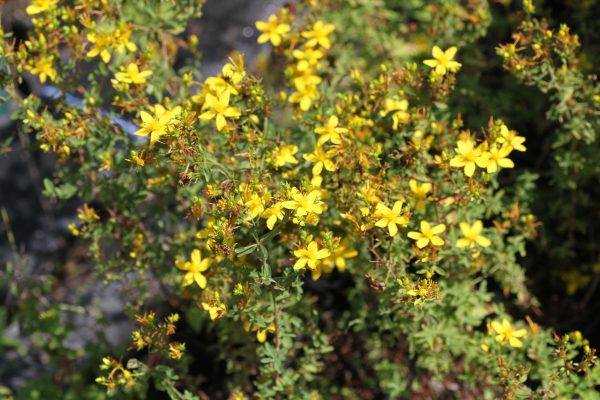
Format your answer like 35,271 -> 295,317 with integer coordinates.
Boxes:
289,79 -> 319,111
328,239 -> 358,272
68,223 -> 80,236
497,124 -> 526,152
255,14 -> 290,47
449,139 -> 489,177
26,0 -> 58,15
292,47 -> 324,71
407,221 -> 446,248
204,76 -> 239,97
261,203 -> 285,230
222,56 -> 246,85
314,116 -> 348,145
282,189 -> 325,217
77,203 -> 100,223
303,145 -> 337,175
201,301 -> 227,320
256,324 -> 275,343
200,58 -> 245,99
423,46 -> 462,75
176,249 -> 211,289
310,239 -> 358,280
374,201 -> 409,237
405,278 -> 439,301
359,183 -> 381,204
485,145 -> 514,173
456,221 -> 491,248
199,91 -> 241,131
27,55 -> 57,84
86,25 -> 136,64
134,104 -> 181,144
380,98 -> 410,129
126,150 -> 145,166
114,63 -> 152,85
293,241 -> 331,270
411,129 -> 434,150
271,144 -> 299,167
294,72 -> 322,88
491,319 -> 527,348
86,32 -> 113,64
301,21 -> 335,49
113,24 -> 137,54
408,179 -> 432,213
244,193 -> 266,221
98,152 -> 112,172
245,323 -> 276,343
168,343 -> 184,360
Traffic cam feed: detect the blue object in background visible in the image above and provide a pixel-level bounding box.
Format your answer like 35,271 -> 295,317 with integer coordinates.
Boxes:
38,84 -> 145,142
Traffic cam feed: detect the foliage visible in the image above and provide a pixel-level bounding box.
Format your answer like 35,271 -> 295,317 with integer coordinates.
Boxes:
1,0 -> 599,399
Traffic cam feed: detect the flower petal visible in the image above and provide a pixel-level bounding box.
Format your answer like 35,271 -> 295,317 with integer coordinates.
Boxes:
475,236 -> 491,247
293,258 -> 307,270
509,337 -> 523,348
388,223 -> 398,237
407,231 -> 422,240
444,46 -> 457,60
431,224 -> 446,234
416,238 -> 430,249
464,162 -> 476,177
456,238 -> 470,248
194,273 -> 207,289
430,236 -> 445,246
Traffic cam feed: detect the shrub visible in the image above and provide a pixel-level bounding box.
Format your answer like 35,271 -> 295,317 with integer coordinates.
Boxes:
0,0 -> 599,398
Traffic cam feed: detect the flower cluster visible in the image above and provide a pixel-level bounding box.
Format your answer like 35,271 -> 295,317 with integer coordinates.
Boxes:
449,123 -> 525,178
4,1 -> 599,398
